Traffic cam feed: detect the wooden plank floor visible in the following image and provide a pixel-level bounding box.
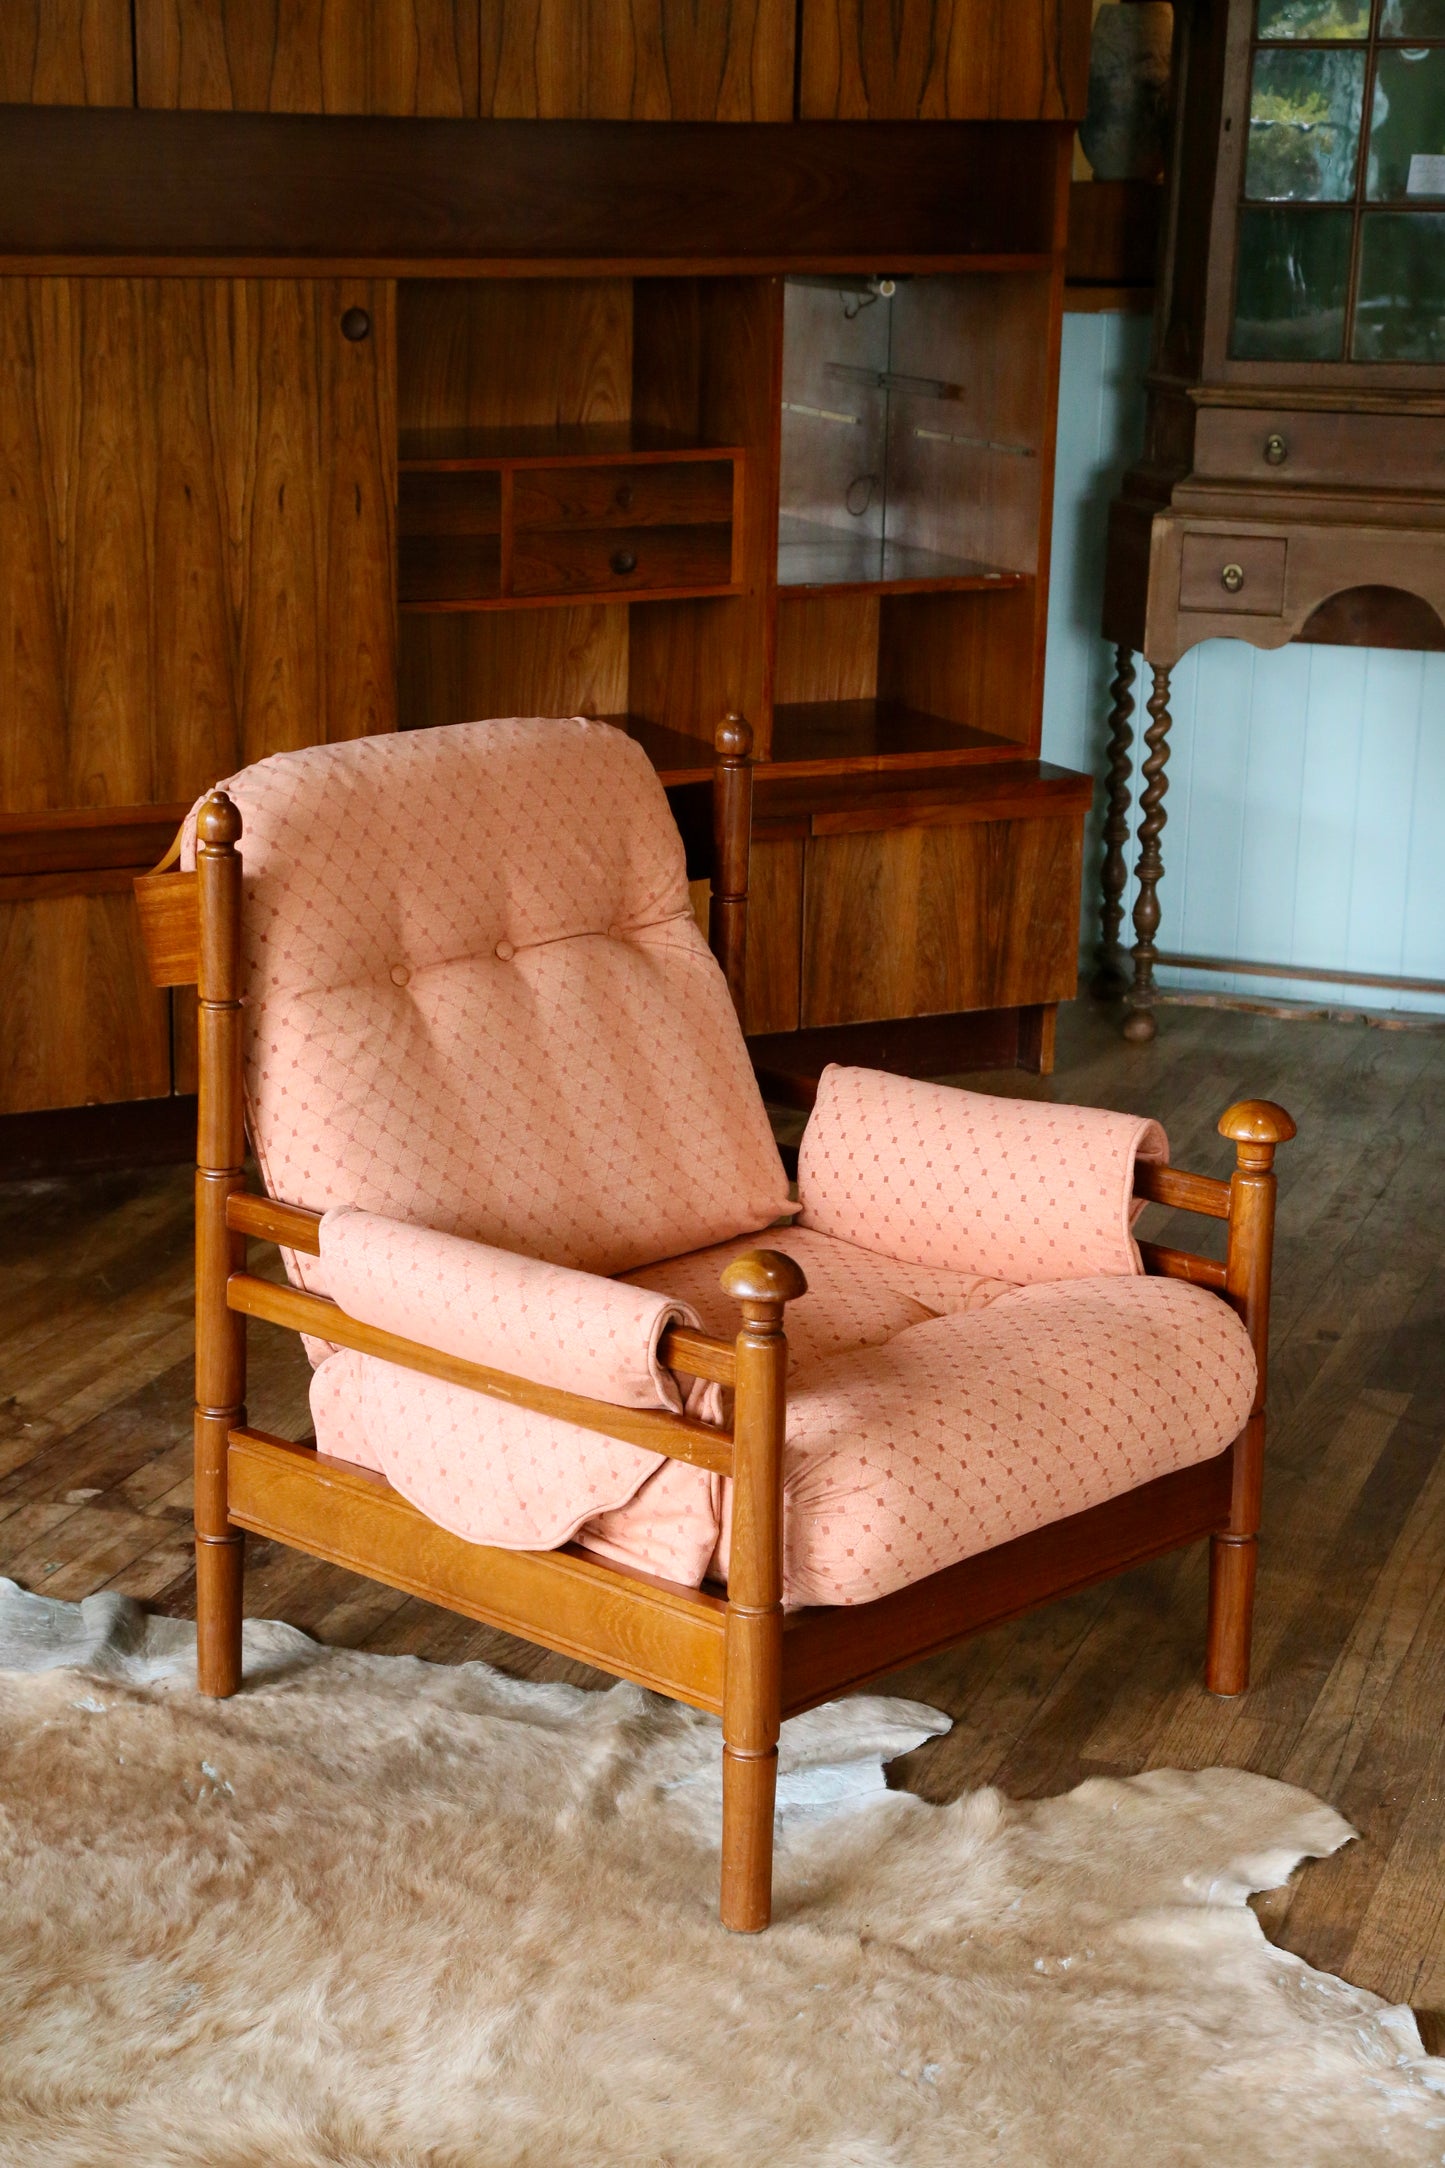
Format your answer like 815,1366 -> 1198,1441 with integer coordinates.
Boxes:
2,996 -> 1442,2040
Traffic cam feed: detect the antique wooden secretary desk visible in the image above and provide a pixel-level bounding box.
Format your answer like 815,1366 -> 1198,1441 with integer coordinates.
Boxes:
1101,0 -> 1445,1041
0,2 -> 1098,1148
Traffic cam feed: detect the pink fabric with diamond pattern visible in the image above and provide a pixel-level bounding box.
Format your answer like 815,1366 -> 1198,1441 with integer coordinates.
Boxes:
797,1065 -> 1169,1283
182,718 -> 790,1284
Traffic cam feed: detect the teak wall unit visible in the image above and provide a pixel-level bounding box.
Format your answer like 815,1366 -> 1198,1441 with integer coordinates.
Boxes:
0,0 -> 1094,1138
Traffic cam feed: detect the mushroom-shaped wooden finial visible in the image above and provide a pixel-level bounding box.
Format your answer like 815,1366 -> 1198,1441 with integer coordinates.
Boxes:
721,1249 -> 808,1310
1217,1100 -> 1297,1148
196,790 -> 241,848
714,712 -> 753,762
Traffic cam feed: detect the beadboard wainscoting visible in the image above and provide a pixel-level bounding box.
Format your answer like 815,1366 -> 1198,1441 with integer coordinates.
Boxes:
1044,309 -> 1445,1019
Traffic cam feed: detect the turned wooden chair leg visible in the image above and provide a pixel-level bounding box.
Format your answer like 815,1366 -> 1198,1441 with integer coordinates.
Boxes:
719,1250 -> 805,1932
195,791 -> 247,1698
1206,1100 -> 1296,1696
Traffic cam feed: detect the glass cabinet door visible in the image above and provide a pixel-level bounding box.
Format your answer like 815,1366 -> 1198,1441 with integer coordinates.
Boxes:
1231,0 -> 1445,362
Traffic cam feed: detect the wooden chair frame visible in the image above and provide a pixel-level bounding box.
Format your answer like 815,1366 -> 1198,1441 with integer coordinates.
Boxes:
135,716 -> 1295,1932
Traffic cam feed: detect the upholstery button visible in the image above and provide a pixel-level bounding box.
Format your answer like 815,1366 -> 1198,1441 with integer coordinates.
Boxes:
389,963 -> 410,987
495,940 -> 515,960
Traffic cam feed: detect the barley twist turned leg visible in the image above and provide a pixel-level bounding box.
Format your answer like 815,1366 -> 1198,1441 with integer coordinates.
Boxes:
1094,644 -> 1136,993
1122,662 -> 1173,1045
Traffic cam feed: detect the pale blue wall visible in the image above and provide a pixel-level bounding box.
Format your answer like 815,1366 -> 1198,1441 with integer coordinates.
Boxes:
1042,310 -> 1445,1016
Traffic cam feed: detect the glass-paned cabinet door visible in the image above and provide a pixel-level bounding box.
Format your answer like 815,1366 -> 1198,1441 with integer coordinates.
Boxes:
1232,0 -> 1445,360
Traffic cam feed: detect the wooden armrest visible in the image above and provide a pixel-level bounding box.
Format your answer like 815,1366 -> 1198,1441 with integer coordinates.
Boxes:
228,1272 -> 736,1474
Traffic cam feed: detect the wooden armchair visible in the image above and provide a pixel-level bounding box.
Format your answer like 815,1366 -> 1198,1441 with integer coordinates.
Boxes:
136,713 -> 1294,1932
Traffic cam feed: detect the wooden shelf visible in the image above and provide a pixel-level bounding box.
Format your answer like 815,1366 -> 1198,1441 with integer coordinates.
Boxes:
604,714 -> 717,787
399,424 -> 741,470
777,520 -> 1029,596
768,700 -> 1022,775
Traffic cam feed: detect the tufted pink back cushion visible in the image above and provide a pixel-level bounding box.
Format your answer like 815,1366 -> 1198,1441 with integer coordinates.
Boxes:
185,719 -> 790,1277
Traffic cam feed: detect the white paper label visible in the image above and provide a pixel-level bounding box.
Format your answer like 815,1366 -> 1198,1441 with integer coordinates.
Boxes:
1406,153 -> 1445,196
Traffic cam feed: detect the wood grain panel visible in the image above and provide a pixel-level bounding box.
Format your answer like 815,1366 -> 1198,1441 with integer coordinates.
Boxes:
0,275 -> 396,813
135,0 -> 479,114
878,587 -> 1041,750
479,0 -> 794,120
774,594 -> 879,705
398,607 -> 630,732
0,893 -> 171,1113
0,3 -> 134,104
799,0 -> 1090,121
398,278 -> 632,435
801,813 -> 1081,1026
0,275 -> 394,1111
629,277 -> 783,749
743,837 -> 803,1036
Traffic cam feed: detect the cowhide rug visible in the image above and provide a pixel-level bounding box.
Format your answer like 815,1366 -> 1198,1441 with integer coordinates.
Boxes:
1,1578 -> 1441,2167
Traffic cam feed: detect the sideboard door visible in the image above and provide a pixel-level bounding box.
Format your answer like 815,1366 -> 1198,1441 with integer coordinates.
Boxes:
0,276 -> 397,1115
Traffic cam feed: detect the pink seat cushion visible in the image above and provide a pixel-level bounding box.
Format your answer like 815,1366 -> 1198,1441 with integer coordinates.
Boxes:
311,1224 -> 1256,1606
798,1065 -> 1169,1282
183,718 -> 790,1281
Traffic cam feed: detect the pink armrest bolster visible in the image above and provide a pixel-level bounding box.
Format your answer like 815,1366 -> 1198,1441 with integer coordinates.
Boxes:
319,1208 -> 705,1414
796,1065 -> 1170,1283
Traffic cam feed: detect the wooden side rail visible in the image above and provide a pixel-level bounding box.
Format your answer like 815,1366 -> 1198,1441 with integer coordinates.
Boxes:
1136,1240 -> 1226,1290
227,1271 -> 737,1475
223,1188 -> 737,1389
1133,1159 -> 1230,1219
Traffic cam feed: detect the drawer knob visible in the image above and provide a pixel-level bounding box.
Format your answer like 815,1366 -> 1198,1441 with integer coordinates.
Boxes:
1264,433 -> 1288,466
610,548 -> 638,576
1221,562 -> 1245,594
340,307 -> 372,342
613,483 -> 634,511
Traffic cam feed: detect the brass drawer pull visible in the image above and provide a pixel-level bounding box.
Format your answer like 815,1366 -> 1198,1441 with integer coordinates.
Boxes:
610,547 -> 639,576
1221,562 -> 1245,594
1264,433 -> 1288,466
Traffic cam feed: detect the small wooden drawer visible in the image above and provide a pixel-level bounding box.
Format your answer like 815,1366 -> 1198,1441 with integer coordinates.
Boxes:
513,460 -> 733,531
1179,533 -> 1286,616
1193,408 -> 1445,490
512,524 -> 735,598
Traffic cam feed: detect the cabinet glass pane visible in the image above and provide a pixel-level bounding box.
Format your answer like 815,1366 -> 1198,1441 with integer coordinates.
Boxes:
1232,206 -> 1351,355
1381,1 -> 1445,35
1245,48 -> 1365,200
1368,48 -> 1445,196
1352,211 -> 1445,357
1257,0 -> 1370,33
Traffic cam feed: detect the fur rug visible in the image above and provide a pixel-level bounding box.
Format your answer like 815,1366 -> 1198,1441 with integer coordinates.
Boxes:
1,1578 -> 1442,2167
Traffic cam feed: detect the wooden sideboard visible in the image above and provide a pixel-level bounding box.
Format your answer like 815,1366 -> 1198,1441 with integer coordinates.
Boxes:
0,1 -> 1094,1142
1099,0 -> 1445,1042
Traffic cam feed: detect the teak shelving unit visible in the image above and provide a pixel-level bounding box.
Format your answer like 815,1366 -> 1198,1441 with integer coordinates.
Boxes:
0,1 -> 1096,1143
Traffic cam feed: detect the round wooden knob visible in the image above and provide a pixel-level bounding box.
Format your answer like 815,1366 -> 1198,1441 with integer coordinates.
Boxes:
1218,1099 -> 1296,1146
721,1250 -> 808,1308
1264,433 -> 1288,466
196,790 -> 241,846
1221,562 -> 1245,594
340,307 -> 372,342
714,711 -> 752,761
610,547 -> 638,576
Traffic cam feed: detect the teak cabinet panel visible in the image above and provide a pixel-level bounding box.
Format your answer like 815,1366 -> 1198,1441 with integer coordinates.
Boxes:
0,893 -> 171,1115
801,816 -> 1082,1027
799,0 -> 1089,122
479,0 -> 796,120
135,0 -> 480,113
0,4 -> 133,104
0,274 -> 396,1113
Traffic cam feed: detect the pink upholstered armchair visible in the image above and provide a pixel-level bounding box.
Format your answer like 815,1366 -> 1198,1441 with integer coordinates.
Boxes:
136,713 -> 1294,1931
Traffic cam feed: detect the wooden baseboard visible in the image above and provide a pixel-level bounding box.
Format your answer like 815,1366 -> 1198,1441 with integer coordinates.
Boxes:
0,1094 -> 196,1180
